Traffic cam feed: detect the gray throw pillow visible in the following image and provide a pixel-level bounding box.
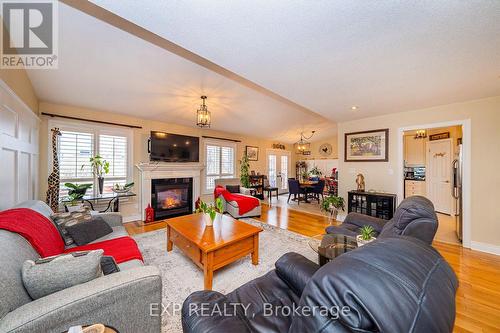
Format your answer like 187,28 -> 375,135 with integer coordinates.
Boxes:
22,250 -> 103,299
64,216 -> 113,246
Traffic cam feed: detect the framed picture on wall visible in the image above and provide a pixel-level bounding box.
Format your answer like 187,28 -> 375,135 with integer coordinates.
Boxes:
344,129 -> 389,162
246,146 -> 259,161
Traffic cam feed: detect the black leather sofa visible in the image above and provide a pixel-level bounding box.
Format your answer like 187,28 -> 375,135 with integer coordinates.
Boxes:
326,195 -> 438,244
182,236 -> 458,333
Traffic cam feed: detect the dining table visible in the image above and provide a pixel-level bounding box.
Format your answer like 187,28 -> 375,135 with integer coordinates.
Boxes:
299,180 -> 318,203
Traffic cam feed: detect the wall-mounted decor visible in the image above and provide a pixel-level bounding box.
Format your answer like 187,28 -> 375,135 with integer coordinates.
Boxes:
272,143 -> 286,150
319,143 -> 333,156
302,151 -> 311,156
345,129 -> 389,162
246,146 -> 259,161
429,132 -> 450,141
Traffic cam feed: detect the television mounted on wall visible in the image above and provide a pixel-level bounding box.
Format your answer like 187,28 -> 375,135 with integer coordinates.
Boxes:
149,131 -> 199,162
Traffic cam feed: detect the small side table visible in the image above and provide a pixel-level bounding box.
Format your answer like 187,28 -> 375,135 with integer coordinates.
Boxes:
308,234 -> 357,266
264,186 -> 279,201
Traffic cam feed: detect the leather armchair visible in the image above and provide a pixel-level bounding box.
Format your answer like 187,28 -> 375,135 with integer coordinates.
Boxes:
326,195 -> 438,244
182,236 -> 458,333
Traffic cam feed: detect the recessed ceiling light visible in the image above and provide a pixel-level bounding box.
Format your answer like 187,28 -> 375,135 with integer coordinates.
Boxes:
351,106 -> 358,111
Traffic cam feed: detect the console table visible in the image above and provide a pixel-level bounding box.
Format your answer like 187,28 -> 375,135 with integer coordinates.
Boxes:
347,190 -> 397,220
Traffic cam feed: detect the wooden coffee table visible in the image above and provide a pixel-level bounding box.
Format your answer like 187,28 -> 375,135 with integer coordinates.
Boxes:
166,213 -> 262,290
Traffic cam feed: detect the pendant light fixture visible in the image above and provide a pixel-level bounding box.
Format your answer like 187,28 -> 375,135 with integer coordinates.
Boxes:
196,96 -> 211,128
296,131 -> 316,153
414,130 -> 427,139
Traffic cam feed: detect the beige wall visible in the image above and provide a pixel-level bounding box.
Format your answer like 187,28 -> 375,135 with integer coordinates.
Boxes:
338,96 -> 500,248
38,102 -> 294,212
298,134 -> 339,160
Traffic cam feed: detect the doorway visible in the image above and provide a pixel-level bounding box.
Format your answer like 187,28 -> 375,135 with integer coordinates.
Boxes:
266,149 -> 291,195
399,121 -> 470,247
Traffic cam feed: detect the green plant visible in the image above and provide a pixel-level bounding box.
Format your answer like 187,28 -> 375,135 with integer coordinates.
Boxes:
195,198 -> 224,222
320,195 -> 345,216
64,182 -> 92,196
67,192 -> 84,206
83,155 -> 110,178
301,170 -> 310,180
359,225 -> 375,241
310,166 -> 322,176
240,154 -> 250,188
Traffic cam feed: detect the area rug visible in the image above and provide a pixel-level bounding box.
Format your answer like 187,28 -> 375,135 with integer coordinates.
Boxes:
132,218 -> 317,333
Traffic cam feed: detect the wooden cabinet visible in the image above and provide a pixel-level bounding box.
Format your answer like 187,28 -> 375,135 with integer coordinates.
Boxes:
405,180 -> 426,198
404,135 -> 426,166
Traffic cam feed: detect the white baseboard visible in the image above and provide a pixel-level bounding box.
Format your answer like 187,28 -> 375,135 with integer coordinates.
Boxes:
470,241 -> 500,256
123,214 -> 141,223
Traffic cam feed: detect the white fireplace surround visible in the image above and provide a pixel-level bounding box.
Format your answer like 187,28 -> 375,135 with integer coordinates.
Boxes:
136,162 -> 204,220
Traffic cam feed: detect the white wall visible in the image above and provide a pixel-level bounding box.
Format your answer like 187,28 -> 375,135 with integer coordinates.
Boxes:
0,80 -> 40,209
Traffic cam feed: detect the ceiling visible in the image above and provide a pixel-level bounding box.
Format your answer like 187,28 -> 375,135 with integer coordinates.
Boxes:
90,0 -> 500,122
26,2 -> 335,143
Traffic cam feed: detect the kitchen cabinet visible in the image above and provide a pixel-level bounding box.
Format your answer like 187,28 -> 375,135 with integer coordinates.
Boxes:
405,180 -> 426,198
404,135 -> 426,166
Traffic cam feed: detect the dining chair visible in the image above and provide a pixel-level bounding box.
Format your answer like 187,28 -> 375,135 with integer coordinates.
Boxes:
287,179 -> 304,204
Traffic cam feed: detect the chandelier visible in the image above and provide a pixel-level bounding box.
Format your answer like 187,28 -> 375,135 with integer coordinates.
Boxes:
196,96 -> 211,128
414,130 -> 427,139
296,131 -> 315,153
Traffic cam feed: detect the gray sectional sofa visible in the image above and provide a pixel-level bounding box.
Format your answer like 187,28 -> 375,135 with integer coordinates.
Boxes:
0,201 -> 162,333
214,178 -> 261,218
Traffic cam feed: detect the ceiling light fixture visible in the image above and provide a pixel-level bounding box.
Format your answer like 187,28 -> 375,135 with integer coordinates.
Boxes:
296,131 -> 316,153
351,106 -> 358,111
196,95 -> 211,128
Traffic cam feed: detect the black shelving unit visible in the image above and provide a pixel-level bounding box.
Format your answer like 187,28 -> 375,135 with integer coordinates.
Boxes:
347,190 -> 397,220
249,175 -> 265,200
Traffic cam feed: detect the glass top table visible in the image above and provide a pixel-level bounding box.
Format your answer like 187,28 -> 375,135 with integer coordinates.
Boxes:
308,233 -> 358,266
62,192 -> 136,213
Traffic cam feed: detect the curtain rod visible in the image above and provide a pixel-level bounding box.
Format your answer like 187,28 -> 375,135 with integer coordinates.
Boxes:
41,112 -> 143,129
202,135 -> 241,143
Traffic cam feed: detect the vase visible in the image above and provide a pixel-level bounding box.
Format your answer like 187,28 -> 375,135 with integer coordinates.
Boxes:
330,208 -> 339,221
356,235 -> 376,247
204,213 -> 214,227
98,177 -> 104,194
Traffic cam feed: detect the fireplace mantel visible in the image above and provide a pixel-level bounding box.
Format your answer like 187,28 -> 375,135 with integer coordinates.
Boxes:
136,162 -> 205,220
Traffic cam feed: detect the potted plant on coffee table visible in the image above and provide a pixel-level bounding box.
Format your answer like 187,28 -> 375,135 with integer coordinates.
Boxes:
195,198 -> 224,227
356,225 -> 376,246
66,192 -> 85,212
320,195 -> 345,220
83,155 -> 110,195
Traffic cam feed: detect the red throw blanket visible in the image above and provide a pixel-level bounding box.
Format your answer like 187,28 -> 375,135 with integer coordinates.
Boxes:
214,185 -> 260,215
66,237 -> 143,264
0,208 -> 65,257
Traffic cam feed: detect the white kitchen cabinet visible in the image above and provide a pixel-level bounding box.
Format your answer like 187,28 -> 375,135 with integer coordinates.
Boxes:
404,135 -> 426,166
405,180 -> 426,198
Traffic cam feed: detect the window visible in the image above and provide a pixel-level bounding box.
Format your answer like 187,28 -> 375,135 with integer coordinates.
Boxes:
50,120 -> 132,198
205,141 -> 236,192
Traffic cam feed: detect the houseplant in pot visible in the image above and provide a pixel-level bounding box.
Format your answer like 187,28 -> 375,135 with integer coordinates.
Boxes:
195,198 -> 224,227
310,166 -> 322,177
356,225 -> 376,246
240,154 -> 251,188
320,195 -> 345,220
83,155 -> 110,195
66,192 -> 85,212
64,182 -> 92,197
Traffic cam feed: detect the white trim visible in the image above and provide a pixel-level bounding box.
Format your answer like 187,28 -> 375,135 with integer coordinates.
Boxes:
202,138 -> 237,194
0,80 -> 40,119
470,241 -> 500,256
397,119 -> 472,249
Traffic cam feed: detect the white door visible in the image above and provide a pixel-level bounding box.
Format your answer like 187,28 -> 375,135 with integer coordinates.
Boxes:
267,149 -> 291,195
426,139 -> 453,214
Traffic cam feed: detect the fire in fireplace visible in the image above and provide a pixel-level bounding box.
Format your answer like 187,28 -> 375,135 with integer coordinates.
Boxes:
151,178 -> 193,220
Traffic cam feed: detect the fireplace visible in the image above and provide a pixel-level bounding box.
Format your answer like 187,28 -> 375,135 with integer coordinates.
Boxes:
151,178 -> 193,220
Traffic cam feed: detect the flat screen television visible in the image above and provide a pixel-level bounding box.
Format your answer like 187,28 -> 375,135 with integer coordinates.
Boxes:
149,131 -> 199,162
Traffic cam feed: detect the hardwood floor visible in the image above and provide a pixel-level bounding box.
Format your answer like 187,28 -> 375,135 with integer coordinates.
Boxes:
125,203 -> 500,332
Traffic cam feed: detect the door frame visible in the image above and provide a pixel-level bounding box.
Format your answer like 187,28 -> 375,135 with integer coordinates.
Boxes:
397,119 -> 471,248
266,149 -> 291,194
425,138 -> 453,215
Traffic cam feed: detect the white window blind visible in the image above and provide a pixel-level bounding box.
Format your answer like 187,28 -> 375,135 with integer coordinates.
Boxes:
205,142 -> 235,192
53,123 -> 131,198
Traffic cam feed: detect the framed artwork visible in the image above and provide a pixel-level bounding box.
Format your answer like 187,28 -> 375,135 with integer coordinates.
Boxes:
344,129 -> 389,162
245,146 -> 259,161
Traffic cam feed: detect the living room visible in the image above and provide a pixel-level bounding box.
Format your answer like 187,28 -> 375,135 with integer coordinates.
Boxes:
1,1 -> 500,333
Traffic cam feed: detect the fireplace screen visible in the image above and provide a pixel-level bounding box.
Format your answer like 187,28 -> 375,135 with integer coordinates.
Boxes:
151,178 -> 193,220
